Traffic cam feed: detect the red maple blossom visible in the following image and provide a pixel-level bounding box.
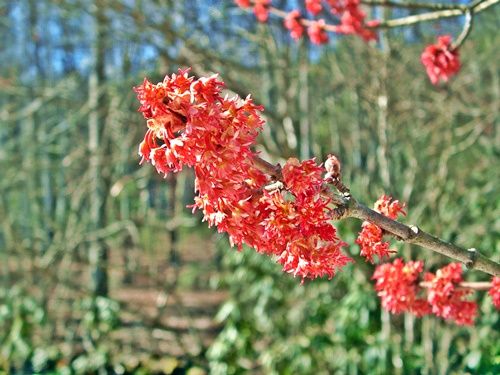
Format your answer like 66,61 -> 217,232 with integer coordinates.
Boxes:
253,0 -> 270,22
234,0 -> 269,22
421,35 -> 461,85
374,194 -> 406,220
373,258 -> 428,314
333,0 -> 377,41
135,69 -> 351,280
307,19 -> 329,45
425,263 -> 477,325
282,158 -> 323,197
488,276 -> 500,309
279,236 -> 351,281
356,195 -> 406,263
284,10 -> 305,41
235,0 -> 251,7
373,260 -> 480,324
306,0 -> 323,15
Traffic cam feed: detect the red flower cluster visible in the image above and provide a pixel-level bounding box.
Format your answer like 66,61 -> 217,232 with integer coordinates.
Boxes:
254,0 -> 271,22
489,277 -> 500,309
235,0 -> 251,6
356,195 -> 406,263
373,258 -> 428,315
424,263 -> 477,325
263,158 -> 352,280
284,10 -> 304,41
373,195 -> 406,220
135,69 -> 351,280
374,260 -> 479,325
328,0 -> 377,41
236,1 -> 377,43
421,35 -> 461,85
306,0 -> 323,15
307,19 -> 329,45
235,0 -> 270,22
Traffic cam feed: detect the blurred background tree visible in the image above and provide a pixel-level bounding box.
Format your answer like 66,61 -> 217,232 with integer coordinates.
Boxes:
0,0 -> 498,373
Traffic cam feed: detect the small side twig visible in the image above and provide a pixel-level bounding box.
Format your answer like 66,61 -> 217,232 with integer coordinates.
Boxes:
361,0 -> 466,11
419,281 -> 492,291
451,10 -> 473,51
253,155 -> 282,180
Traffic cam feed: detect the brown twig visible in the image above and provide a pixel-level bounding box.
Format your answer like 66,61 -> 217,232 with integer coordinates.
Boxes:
419,281 -> 492,291
347,199 -> 500,277
360,0 -> 466,11
374,0 -> 498,29
253,154 -> 282,179
451,9 -> 473,50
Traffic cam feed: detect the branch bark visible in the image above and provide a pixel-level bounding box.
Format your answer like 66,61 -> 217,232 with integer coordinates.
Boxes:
346,198 -> 500,277
88,1 -> 109,297
374,0 -> 498,29
360,0 -> 467,11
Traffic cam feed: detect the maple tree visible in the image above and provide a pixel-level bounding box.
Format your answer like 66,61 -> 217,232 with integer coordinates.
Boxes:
135,69 -> 499,326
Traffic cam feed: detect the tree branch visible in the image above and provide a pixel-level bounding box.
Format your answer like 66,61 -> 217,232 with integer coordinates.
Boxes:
242,0 -> 499,31
251,154 -> 500,277
374,0 -> 498,29
346,198 -> 500,277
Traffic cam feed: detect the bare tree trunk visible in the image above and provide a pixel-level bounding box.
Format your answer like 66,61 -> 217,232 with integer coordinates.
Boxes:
88,1 -> 108,297
298,41 -> 311,160
167,175 -> 179,267
376,8 -> 392,189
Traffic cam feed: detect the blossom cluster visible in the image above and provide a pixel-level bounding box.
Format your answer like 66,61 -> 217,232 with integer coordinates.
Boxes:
356,195 -> 406,263
421,35 -> 461,85
372,258 -> 427,315
235,0 -> 270,22
424,263 -> 477,325
235,0 -> 378,44
489,277 -> 500,309
373,259 -> 481,325
135,69 -> 351,280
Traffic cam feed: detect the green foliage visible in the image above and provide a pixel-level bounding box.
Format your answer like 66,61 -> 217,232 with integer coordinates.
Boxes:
0,287 -> 45,370
76,296 -> 120,340
210,243 -> 499,374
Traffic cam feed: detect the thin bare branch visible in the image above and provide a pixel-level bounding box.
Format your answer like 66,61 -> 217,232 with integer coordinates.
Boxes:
451,10 -> 473,50
347,199 -> 500,277
375,0 -> 498,29
360,0 -> 466,10
419,281 -> 492,290
251,154 -> 500,277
